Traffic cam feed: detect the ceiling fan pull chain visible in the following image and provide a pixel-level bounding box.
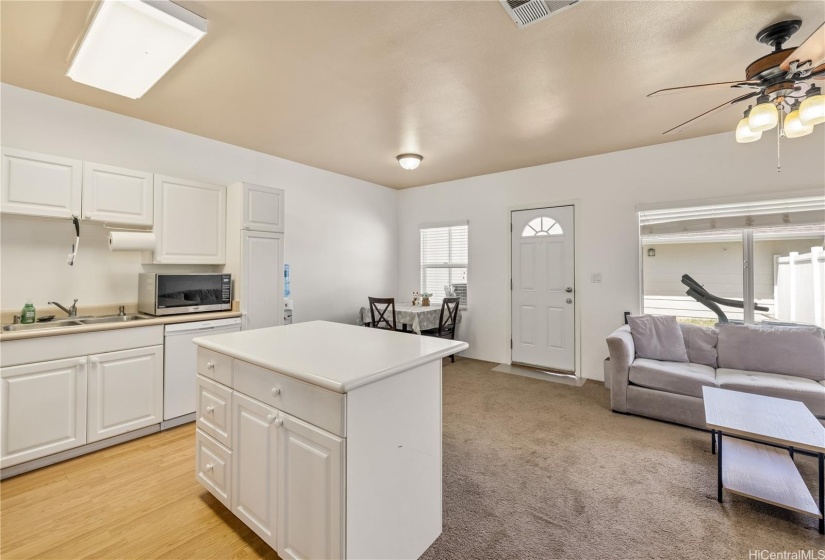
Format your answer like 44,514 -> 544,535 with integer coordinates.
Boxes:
776,113 -> 782,173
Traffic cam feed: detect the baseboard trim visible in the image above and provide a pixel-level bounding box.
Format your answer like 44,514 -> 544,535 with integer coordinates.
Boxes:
161,413 -> 195,430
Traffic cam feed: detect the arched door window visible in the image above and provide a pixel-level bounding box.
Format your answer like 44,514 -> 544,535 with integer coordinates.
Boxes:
521,217 -> 563,237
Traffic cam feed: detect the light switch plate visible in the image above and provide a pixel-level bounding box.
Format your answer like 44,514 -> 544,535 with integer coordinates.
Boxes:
591,273 -> 602,283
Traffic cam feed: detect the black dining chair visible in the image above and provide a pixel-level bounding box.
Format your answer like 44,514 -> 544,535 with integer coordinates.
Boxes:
421,297 -> 461,362
368,297 -> 398,331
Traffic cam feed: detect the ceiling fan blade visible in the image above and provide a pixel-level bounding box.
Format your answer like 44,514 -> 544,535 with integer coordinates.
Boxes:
647,81 -> 760,98
662,90 -> 761,135
781,22 -> 825,71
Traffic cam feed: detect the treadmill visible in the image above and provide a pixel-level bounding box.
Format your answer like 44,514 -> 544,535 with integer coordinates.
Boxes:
680,274 -> 768,324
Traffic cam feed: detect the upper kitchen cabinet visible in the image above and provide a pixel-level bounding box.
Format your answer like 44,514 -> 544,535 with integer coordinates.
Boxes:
82,162 -> 153,226
1,147 -> 82,219
229,182 -> 284,233
153,175 -> 226,264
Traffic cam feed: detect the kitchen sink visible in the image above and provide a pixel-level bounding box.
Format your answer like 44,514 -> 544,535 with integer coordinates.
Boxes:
2,320 -> 84,332
78,314 -> 150,325
2,314 -> 150,332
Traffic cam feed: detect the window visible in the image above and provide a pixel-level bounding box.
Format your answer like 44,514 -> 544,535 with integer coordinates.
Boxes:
420,222 -> 468,308
640,196 -> 825,328
521,216 -> 563,237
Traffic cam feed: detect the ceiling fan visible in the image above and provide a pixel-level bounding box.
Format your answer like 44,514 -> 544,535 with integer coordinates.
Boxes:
648,19 -> 825,142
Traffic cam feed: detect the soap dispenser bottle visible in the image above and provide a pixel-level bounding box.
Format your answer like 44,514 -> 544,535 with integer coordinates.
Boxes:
21,299 -> 36,324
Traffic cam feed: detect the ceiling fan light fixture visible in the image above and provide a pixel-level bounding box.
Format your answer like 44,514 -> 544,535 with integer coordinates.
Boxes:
784,105 -> 814,139
748,96 -> 779,132
396,153 -> 423,170
736,117 -> 762,143
799,85 -> 825,127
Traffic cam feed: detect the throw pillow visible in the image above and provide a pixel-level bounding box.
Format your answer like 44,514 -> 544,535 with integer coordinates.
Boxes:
679,323 -> 718,368
627,315 -> 689,363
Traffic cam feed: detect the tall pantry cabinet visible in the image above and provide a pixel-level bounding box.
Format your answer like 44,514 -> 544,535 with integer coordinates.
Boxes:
224,183 -> 285,330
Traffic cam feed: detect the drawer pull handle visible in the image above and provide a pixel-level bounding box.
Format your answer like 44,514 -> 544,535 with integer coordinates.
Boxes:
205,463 -> 213,472
207,362 -> 215,370
271,388 -> 281,397
205,405 -> 214,414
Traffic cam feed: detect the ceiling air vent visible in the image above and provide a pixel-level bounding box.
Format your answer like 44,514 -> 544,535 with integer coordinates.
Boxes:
500,0 -> 580,28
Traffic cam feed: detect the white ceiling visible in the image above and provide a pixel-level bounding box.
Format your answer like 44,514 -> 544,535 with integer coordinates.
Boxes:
1,1 -> 823,189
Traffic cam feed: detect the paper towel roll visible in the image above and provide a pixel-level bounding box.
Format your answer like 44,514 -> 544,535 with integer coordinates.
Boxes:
108,231 -> 156,252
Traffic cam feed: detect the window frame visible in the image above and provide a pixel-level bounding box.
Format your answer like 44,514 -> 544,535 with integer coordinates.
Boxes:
638,193 -> 825,326
419,220 -> 469,309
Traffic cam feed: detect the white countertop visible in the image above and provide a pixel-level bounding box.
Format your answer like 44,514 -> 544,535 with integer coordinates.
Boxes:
193,320 -> 469,393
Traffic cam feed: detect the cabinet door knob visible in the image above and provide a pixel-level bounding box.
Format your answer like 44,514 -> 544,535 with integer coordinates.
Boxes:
205,463 -> 213,472
78,359 -> 87,366
271,388 -> 281,397
207,362 -> 215,370
90,357 -> 99,364
205,405 -> 214,414
274,419 -> 284,428
266,414 -> 276,424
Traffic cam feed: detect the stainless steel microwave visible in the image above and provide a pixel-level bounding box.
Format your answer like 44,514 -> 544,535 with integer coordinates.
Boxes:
138,273 -> 232,316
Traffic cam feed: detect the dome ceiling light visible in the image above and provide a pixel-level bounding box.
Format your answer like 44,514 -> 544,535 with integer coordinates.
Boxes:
397,154 -> 423,170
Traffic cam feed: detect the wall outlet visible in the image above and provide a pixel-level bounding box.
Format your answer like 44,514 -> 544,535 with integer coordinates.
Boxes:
591,273 -> 602,283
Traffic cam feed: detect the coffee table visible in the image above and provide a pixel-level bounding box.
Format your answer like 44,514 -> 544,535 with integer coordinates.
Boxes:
703,387 -> 825,534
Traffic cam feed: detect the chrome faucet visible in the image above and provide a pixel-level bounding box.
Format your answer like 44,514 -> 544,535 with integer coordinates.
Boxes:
48,298 -> 78,317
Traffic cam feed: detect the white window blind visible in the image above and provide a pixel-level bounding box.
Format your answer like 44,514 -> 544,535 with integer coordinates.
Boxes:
639,195 -> 825,237
420,222 -> 468,308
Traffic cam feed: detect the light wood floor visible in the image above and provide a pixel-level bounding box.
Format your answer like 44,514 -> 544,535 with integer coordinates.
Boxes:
0,424 -> 279,559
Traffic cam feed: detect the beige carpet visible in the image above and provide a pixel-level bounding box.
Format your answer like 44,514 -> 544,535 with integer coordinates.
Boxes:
422,358 -> 822,560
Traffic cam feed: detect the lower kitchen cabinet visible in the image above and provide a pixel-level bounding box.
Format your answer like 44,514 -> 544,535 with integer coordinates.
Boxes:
87,345 -> 163,444
231,391 -> 279,549
0,357 -> 88,468
278,413 -> 344,560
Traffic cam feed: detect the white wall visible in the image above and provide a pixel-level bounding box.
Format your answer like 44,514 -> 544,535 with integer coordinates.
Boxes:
397,129 -> 825,380
0,84 -> 398,325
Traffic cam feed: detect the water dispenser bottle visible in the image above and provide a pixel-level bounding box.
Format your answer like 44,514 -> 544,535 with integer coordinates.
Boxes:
284,264 -> 291,297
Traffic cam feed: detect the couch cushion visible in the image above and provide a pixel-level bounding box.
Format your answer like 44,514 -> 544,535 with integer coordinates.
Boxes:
627,315 -> 689,363
716,323 -> 825,381
679,323 -> 718,368
716,368 -> 825,418
629,358 -> 717,399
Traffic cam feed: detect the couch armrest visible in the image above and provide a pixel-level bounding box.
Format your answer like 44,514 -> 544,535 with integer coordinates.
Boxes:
606,325 -> 635,413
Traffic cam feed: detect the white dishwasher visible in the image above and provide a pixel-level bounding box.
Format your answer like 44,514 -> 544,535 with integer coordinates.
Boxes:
163,317 -> 241,424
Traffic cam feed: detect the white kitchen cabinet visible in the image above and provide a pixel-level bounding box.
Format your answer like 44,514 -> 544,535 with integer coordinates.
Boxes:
87,345 -> 163,444
240,182 -> 284,232
153,175 -> 226,264
1,147 -> 82,219
241,231 -> 284,331
82,162 -> 153,226
196,429 -> 232,508
277,413 -> 344,560
0,357 -> 88,468
231,391 -> 279,549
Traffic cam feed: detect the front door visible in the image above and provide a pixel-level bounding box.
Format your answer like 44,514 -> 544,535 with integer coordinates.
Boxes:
511,206 -> 575,372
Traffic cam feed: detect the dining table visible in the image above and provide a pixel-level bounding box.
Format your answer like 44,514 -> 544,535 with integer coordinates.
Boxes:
359,302 -> 461,335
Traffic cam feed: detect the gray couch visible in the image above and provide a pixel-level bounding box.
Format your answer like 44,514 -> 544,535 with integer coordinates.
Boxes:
607,322 -> 825,429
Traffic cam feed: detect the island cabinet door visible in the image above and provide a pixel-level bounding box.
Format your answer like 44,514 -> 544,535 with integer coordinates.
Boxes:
277,413 -> 344,560
231,391 -> 279,550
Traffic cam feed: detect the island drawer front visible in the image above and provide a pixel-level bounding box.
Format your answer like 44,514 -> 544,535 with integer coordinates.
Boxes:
196,428 -> 232,508
233,359 -> 346,437
197,375 -> 232,447
197,348 -> 233,386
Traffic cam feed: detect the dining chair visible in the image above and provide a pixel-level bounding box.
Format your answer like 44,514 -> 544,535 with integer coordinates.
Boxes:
368,297 -> 397,331
422,297 -> 460,362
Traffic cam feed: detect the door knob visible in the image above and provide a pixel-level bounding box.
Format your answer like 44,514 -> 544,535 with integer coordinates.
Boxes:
271,388 -> 281,397
566,298 -> 573,304
206,362 -> 215,370
205,405 -> 214,414
565,287 -> 573,293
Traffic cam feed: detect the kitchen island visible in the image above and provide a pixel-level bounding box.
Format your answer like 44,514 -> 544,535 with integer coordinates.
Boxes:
192,320 -> 468,560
